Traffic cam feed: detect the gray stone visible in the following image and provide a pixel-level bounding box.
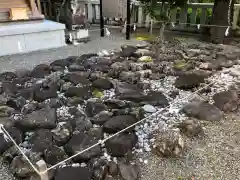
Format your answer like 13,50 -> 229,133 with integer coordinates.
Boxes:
15,106 -> 57,131
213,90 -> 239,112
182,100 -> 223,121
54,166 -> 92,180
105,133 -> 137,157
118,162 -> 140,180
65,132 -> 101,162
142,104 -> 157,113
103,115 -> 137,133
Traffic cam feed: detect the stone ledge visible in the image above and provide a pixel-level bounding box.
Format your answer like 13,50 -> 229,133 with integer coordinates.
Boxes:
0,20 -> 65,37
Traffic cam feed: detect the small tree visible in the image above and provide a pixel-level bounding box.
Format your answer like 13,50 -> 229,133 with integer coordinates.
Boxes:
210,0 -> 235,44
138,0 -> 187,60
139,0 -> 188,43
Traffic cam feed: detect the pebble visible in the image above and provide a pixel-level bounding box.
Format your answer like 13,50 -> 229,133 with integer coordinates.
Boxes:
142,105 -> 157,113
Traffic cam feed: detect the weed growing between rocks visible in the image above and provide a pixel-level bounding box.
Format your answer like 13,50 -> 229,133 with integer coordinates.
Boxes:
0,39 -> 240,180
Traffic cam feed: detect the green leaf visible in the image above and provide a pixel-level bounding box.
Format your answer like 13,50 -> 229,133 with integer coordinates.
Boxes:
93,89 -> 104,98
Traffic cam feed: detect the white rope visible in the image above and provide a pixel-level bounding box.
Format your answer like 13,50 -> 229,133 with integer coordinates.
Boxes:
0,126 -> 41,175
43,80 -> 216,173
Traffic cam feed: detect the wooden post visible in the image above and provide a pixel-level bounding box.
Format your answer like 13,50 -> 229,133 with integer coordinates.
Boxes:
36,160 -> 49,180
36,0 -> 42,14
126,0 -> 131,40
100,0 -> 104,37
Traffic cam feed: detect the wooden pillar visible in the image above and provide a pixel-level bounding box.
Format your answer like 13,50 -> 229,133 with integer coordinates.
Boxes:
29,0 -> 44,19
126,0 -> 131,40
100,0 -> 104,37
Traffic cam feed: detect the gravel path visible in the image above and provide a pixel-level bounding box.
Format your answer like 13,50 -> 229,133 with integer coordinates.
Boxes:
0,28 -> 139,73
140,111 -> 240,180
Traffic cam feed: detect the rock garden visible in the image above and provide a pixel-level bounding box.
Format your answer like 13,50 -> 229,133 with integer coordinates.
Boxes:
0,39 -> 240,180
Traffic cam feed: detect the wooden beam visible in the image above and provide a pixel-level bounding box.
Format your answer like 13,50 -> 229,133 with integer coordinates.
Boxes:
36,0 -> 42,14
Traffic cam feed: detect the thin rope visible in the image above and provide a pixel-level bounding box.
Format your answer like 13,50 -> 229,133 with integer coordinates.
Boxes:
86,20 -> 232,33
0,126 -> 41,175
44,80 -> 216,173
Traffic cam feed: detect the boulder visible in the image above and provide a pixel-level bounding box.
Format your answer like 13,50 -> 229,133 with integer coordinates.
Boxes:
175,73 -> 205,90
154,129 -> 184,157
118,162 -> 140,180
0,127 -> 23,155
11,156 -> 36,178
182,100 -> 223,121
68,64 -> 85,72
86,100 -> 106,117
63,73 -> 91,86
44,145 -> 68,165
51,122 -> 72,146
103,115 -> 137,133
30,64 -> 50,78
91,111 -> 113,125
29,129 -> 53,154
15,106 -> 57,131
105,133 -> 137,157
92,78 -> 113,90
2,81 -> 18,96
65,87 -> 92,99
121,45 -> 137,57
115,82 -> 142,95
213,90 -> 239,112
54,166 -> 92,180
33,86 -> 58,102
65,132 -> 101,162
177,119 -> 203,137
0,72 -> 17,81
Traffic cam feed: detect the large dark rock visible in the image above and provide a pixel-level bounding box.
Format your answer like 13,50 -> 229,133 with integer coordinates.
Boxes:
30,64 -> 51,78
11,156 -> 36,178
65,87 -> 92,99
143,91 -> 169,107
6,96 -> 26,110
77,53 -> 98,65
92,78 -> 113,90
63,73 -> 91,85
65,132 -> 101,162
0,72 -> 17,81
0,105 -> 14,117
33,86 -> 58,102
15,106 -> 57,131
182,100 -> 223,121
213,90 -> 239,112
105,133 -> 137,157
118,162 -> 140,180
104,99 -> 130,109
29,129 -> 53,154
121,45 -> 137,57
91,111 -> 113,125
44,145 -> 68,165
85,100 -> 106,117
51,122 -> 72,146
0,127 -> 23,155
68,64 -> 85,72
119,91 -> 169,107
2,81 -> 18,96
103,115 -> 137,133
14,69 -> 31,78
50,59 -> 71,68
71,114 -> 92,133
115,82 -> 142,95
175,73 -> 206,90
54,166 -> 92,180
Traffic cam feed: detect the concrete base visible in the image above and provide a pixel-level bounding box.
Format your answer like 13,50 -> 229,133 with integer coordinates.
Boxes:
0,20 -> 66,56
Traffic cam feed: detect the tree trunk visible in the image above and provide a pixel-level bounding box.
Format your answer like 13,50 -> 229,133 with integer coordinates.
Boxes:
210,0 -> 234,44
